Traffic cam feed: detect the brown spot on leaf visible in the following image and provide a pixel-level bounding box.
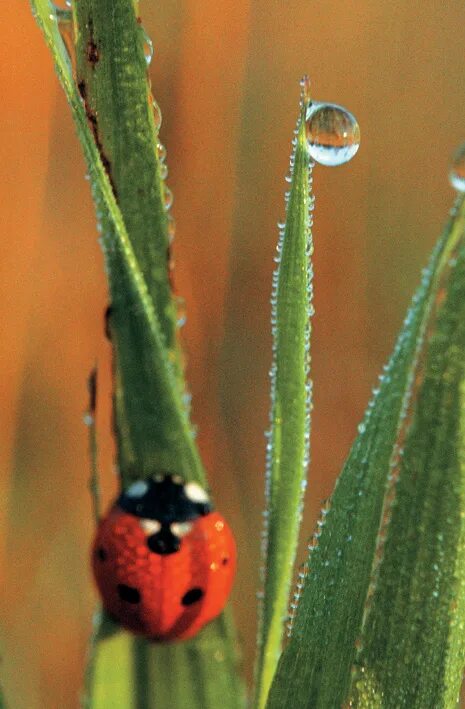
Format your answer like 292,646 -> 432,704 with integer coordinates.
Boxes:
86,41 -> 99,66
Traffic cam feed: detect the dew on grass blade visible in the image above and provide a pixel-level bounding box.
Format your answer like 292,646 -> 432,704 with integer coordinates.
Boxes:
167,216 -> 176,243
164,186 -> 173,211
157,142 -> 167,162
141,29 -> 154,66
176,296 -> 187,328
305,101 -> 360,166
449,142 -> 465,192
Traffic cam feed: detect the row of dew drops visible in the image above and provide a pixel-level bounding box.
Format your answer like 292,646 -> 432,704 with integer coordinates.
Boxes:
51,1 -> 185,328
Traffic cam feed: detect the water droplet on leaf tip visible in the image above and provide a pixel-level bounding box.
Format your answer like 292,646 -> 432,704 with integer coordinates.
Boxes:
305,101 -> 360,166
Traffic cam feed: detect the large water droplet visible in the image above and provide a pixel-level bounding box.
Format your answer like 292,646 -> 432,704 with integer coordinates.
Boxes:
449,142 -> 465,192
305,101 -> 360,166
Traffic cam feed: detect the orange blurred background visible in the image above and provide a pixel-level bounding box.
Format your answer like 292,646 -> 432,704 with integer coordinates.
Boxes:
2,1 -> 465,707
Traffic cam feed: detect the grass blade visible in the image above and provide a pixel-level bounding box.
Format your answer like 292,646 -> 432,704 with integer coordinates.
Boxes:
29,2 -> 243,707
29,0 -> 203,484
351,211 -> 465,707
253,82 -> 314,709
266,196 -> 465,708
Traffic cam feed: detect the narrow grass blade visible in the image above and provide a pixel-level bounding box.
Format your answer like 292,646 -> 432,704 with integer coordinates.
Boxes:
73,0 -> 177,353
351,213 -> 465,707
266,196 -> 465,708
29,0 -> 203,484
253,83 -> 314,709
30,2 -> 243,708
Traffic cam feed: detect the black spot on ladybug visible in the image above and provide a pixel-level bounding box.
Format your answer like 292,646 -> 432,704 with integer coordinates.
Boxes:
147,525 -> 180,555
96,547 -> 107,561
221,557 -> 229,566
117,584 -> 141,604
181,588 -> 204,606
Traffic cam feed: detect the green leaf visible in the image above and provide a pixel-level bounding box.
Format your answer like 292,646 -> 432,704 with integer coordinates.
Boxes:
83,612 -> 243,709
73,0 -> 187,480
29,0 -> 202,484
351,213 -> 465,707
266,196 -> 465,709
253,88 -> 314,709
29,2 -> 243,708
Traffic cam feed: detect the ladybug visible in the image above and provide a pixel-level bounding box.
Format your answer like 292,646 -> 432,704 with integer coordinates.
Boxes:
91,473 -> 236,642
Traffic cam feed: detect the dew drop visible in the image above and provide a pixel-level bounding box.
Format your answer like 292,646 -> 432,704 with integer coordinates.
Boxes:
305,101 -> 360,166
152,100 -> 162,130
176,296 -> 187,327
157,142 -> 167,162
164,186 -> 173,211
160,163 -> 168,180
142,32 -> 154,66
449,142 -> 465,192
167,216 -> 176,243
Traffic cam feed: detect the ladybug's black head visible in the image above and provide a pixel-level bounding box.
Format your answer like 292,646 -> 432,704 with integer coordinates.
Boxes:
118,473 -> 212,524
118,474 -> 212,556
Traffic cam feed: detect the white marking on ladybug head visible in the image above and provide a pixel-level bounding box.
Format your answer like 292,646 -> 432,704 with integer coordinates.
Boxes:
126,480 -> 149,498
140,519 -> 161,535
171,522 -> 193,538
184,482 -> 209,504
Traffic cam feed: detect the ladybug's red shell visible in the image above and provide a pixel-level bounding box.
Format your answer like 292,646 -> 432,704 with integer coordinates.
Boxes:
91,476 -> 236,642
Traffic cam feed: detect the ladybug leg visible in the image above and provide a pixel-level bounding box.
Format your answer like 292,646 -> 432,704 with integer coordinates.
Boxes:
86,366 -> 101,525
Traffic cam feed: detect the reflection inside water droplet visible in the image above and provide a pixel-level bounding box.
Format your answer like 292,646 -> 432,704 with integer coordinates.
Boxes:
449,142 -> 465,192
305,101 -> 360,166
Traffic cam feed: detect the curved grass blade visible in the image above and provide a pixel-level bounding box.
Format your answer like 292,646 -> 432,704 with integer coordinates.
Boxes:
253,82 -> 314,709
351,212 -> 465,707
30,2 -> 243,708
266,196 -> 465,708
29,0 -> 203,484
73,0 -> 177,354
